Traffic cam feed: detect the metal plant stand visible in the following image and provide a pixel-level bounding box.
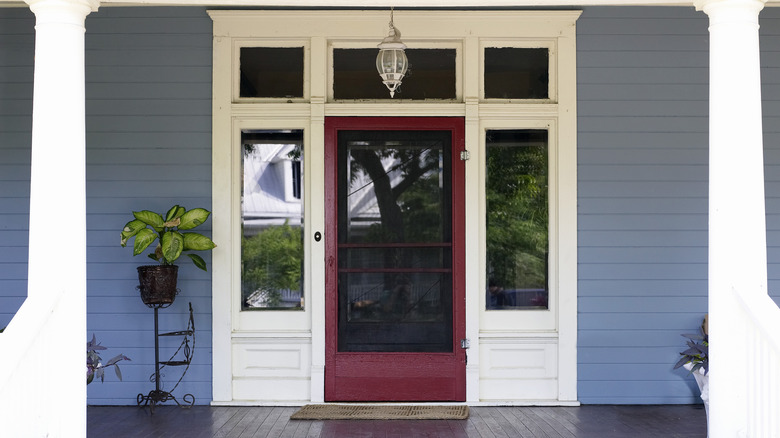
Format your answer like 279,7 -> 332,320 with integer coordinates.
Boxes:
137,301 -> 195,413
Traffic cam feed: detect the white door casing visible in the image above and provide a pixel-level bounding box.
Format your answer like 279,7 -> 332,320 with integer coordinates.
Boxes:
210,10 -> 579,404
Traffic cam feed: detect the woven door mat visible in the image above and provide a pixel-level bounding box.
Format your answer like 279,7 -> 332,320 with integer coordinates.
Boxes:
290,404 -> 469,420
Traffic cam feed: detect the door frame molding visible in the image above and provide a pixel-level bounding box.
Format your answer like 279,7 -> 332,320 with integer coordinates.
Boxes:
210,10 -> 579,404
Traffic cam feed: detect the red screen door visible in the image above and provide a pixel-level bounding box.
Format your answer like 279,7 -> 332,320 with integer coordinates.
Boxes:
324,117 -> 466,401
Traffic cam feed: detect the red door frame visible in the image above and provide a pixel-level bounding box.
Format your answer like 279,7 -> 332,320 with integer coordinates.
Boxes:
324,117 -> 466,401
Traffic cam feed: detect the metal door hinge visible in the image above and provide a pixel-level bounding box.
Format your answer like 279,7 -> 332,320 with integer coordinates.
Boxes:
460,150 -> 470,161
460,338 -> 470,349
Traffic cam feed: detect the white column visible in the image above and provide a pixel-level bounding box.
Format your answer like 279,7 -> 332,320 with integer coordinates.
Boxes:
695,0 -> 767,436
25,0 -> 97,433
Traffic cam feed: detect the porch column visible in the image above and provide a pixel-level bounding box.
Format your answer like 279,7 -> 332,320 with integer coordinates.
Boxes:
25,0 -> 97,433
695,0 -> 767,435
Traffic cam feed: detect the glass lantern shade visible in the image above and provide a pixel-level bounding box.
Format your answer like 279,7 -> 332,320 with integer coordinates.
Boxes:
376,45 -> 408,98
376,13 -> 408,99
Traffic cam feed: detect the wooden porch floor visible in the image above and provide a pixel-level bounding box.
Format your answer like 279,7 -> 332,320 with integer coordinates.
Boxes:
87,404 -> 707,437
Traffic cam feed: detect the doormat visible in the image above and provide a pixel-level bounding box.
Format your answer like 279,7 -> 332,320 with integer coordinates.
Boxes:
290,404 -> 469,420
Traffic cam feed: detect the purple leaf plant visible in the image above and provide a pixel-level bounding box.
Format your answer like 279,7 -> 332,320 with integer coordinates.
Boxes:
87,334 -> 131,384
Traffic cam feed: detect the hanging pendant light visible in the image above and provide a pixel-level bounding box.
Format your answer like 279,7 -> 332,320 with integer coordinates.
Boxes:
376,8 -> 408,98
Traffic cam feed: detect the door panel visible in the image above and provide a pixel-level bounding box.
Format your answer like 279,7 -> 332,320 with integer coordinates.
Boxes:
325,117 -> 465,401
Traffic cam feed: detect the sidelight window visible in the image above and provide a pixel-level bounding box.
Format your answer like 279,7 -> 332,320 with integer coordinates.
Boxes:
485,129 -> 549,310
241,130 -> 304,310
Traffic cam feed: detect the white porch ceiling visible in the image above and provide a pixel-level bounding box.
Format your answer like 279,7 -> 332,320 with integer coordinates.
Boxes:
0,0 -> 715,7
4,0 -> 780,11
4,0 -> 780,9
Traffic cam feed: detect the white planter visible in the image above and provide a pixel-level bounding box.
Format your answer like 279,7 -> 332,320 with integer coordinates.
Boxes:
684,362 -> 709,435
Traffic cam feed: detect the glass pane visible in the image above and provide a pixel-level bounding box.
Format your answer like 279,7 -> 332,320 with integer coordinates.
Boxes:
240,47 -> 304,98
338,130 -> 453,352
484,48 -> 549,99
241,130 -> 304,310
333,48 -> 456,100
486,130 -> 548,310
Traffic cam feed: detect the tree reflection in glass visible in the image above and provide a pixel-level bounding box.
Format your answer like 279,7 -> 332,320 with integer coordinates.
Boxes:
241,130 -> 304,310
337,130 -> 452,352
486,130 -> 549,310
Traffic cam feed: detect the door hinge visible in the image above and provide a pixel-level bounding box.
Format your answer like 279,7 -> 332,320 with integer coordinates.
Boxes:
460,150 -> 470,161
460,338 -> 470,349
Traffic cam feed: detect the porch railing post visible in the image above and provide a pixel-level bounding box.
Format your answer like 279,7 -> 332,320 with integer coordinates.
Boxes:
24,0 -> 97,434
695,0 -> 768,436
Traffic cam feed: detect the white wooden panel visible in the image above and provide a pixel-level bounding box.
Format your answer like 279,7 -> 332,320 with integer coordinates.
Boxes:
489,346 -> 555,379
480,340 -> 558,379
479,338 -> 559,401
480,379 -> 558,401
232,340 -> 311,378
232,378 -> 311,402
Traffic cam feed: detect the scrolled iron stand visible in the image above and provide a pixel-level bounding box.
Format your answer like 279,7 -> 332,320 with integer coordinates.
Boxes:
137,298 -> 196,414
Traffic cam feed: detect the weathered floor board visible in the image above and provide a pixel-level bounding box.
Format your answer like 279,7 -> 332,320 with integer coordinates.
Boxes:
87,405 -> 707,437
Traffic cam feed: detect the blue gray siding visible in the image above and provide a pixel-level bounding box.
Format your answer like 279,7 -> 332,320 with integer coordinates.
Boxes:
577,6 -> 780,404
84,7 -> 213,405
577,7 -> 710,404
0,7 -> 213,405
762,13 -> 780,299
0,9 -> 33,331
577,8 -> 709,403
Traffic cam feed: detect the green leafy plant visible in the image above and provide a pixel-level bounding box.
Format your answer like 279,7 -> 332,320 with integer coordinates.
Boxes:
120,205 -> 216,271
87,334 -> 130,384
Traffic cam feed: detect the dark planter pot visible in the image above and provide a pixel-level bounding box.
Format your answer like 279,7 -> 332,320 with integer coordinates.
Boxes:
137,265 -> 179,306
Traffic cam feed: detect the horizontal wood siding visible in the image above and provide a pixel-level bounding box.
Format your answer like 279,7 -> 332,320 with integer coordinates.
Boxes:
577,6 -> 780,404
577,7 -> 709,404
0,9 -> 34,331
83,7 -> 213,405
0,7 -> 213,405
763,14 -> 780,302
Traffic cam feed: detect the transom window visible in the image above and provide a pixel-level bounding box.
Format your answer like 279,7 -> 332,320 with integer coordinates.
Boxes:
484,47 -> 549,99
240,47 -> 304,98
332,48 -> 457,100
235,41 -> 555,102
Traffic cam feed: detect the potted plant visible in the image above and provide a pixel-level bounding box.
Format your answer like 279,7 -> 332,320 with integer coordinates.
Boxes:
674,316 -> 709,423
87,334 -> 130,384
120,205 -> 216,305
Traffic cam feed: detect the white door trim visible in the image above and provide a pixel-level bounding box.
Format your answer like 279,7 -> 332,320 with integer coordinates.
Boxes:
210,10 -> 579,404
